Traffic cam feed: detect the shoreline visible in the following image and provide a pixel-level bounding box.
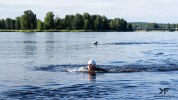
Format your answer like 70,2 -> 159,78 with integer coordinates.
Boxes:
0,29 -> 130,32
0,29 -> 176,32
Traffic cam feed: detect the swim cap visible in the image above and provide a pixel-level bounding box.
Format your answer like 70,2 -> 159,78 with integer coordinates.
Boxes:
88,59 -> 96,65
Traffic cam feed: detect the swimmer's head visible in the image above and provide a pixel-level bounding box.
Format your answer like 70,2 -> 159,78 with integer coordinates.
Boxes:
88,59 -> 96,65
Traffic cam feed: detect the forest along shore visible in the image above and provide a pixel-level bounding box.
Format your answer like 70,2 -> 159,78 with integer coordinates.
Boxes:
0,10 -> 133,32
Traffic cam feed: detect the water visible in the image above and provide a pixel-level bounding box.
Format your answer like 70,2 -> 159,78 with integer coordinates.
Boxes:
0,32 -> 178,99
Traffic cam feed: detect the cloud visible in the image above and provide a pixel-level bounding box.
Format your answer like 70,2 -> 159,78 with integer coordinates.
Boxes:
0,0 -> 178,23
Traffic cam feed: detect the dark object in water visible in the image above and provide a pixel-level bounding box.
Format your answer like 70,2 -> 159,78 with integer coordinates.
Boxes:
93,41 -> 98,45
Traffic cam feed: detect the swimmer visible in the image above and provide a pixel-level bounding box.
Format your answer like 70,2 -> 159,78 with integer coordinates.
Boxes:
93,41 -> 98,45
87,59 -> 108,73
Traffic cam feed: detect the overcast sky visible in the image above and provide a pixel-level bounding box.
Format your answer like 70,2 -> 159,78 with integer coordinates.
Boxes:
0,0 -> 178,23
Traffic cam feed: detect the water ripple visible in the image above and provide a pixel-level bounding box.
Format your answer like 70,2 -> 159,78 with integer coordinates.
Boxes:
2,83 -> 118,99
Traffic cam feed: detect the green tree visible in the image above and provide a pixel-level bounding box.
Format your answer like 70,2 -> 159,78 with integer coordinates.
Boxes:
5,18 -> 14,29
20,10 -> 37,30
20,14 -> 28,30
72,13 -> 84,30
147,23 -> 159,29
171,24 -> 176,28
83,13 -> 91,30
166,23 -> 171,29
62,19 -> 66,29
12,19 -> 15,29
68,15 -> 74,29
64,15 -> 70,29
0,20 -> 2,29
0,19 -> 3,29
64,15 -> 74,30
43,12 -> 54,30
84,19 -> 90,30
89,15 -> 97,30
54,16 -> 64,30
114,18 -> 121,31
83,13 -> 90,20
0,19 -> 5,29
37,19 -> 43,31
119,19 -> 128,31
110,18 -> 128,31
15,17 -> 21,30
127,23 -> 133,31
94,15 -> 102,30
109,19 -> 114,30
102,16 -> 109,30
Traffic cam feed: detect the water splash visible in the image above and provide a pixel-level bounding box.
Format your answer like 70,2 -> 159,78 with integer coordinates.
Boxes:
31,63 -> 178,73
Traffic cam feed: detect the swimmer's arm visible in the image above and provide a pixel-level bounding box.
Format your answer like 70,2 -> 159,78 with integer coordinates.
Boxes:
95,67 -> 108,72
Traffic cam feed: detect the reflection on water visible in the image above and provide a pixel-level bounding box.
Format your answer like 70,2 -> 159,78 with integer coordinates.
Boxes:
22,33 -> 37,57
88,72 -> 96,81
45,33 -> 54,58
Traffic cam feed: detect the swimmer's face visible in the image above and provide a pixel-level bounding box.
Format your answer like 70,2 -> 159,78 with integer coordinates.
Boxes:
88,64 -> 96,71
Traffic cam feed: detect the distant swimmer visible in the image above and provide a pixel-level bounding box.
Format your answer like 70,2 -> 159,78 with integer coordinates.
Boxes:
87,59 -> 108,73
93,41 -> 98,45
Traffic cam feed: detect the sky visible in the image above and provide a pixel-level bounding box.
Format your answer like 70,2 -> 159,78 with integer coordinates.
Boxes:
0,0 -> 178,23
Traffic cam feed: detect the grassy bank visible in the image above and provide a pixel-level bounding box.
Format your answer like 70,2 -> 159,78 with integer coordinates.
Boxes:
0,29 -> 122,32
0,29 -> 96,32
0,29 -> 176,32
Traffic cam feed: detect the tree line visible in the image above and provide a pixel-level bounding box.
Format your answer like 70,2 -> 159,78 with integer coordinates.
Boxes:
131,22 -> 178,29
0,10 -> 133,32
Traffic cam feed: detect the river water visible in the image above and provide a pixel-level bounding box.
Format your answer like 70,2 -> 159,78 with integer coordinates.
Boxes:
0,32 -> 178,99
